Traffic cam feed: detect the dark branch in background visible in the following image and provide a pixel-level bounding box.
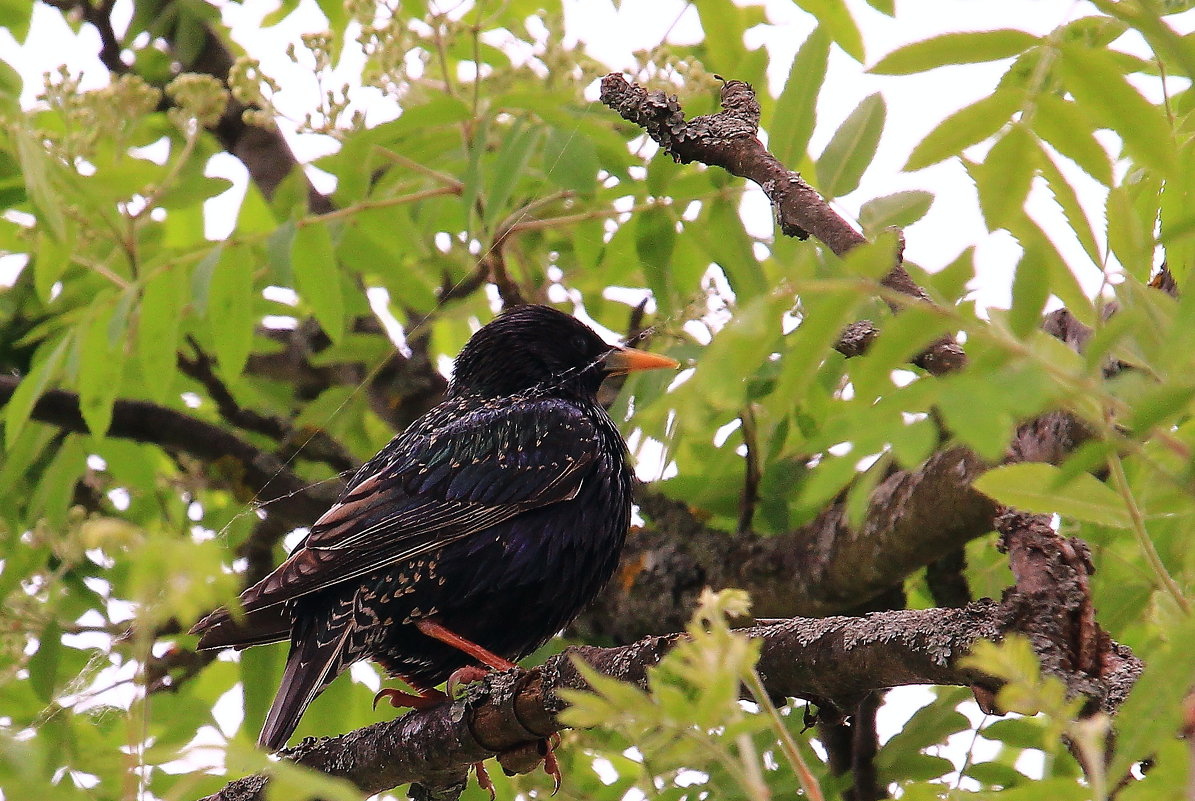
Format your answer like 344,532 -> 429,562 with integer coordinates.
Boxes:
178,337 -> 357,474
577,447 -> 997,642
0,375 -> 341,526
599,74 -> 966,376
200,515 -> 1141,801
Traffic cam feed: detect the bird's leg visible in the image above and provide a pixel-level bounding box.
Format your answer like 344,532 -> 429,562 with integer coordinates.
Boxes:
415,619 -> 561,792
413,619 -> 518,670
373,674 -> 448,711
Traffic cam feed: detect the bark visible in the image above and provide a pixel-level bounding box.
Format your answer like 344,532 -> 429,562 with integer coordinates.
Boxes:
598,73 -> 967,376
200,600 -> 1139,801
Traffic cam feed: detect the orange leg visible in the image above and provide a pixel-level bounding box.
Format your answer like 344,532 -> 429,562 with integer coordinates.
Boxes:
414,618 -> 518,670
411,619 -> 560,794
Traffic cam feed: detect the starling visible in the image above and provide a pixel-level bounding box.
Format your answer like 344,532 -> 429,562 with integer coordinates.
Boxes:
190,305 -> 678,762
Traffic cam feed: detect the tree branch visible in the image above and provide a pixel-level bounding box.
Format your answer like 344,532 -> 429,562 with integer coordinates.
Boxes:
0,375 -> 340,527
599,73 -> 966,376
199,586 -> 1140,801
578,446 -> 997,642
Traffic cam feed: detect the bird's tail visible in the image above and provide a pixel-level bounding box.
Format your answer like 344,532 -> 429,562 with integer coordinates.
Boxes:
258,620 -> 351,751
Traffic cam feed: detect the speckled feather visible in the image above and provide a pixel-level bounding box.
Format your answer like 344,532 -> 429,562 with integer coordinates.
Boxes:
191,306 -> 638,751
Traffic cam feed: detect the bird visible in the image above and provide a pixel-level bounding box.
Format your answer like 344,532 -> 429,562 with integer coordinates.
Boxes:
190,304 -> 678,772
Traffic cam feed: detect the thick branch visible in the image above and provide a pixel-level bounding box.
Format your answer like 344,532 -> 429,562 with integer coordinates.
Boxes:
0,375 -> 340,526
599,73 -> 966,376
200,593 -> 1140,801
578,447 -> 996,642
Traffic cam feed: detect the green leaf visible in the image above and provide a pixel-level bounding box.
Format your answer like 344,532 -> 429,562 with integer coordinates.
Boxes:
4,334 -> 71,449
1032,94 -> 1113,185
972,126 -> 1039,230
78,300 -> 127,436
870,29 -> 1038,74
190,244 -> 224,316
206,245 -> 255,379
0,0 -> 33,44
484,123 -> 540,227
291,222 -> 346,342
982,717 -> 1044,749
1009,247 -> 1050,338
1038,151 -> 1103,267
1057,43 -> 1175,173
816,92 -> 885,197
973,463 -> 1131,527
858,190 -> 934,234
240,644 -> 281,741
33,230 -> 73,302
137,270 -> 183,402
1110,615 -> 1195,779
13,123 -> 66,240
28,622 -> 61,703
771,28 -> 831,168
792,0 -> 864,62
706,197 -> 766,299
636,207 -> 679,312
542,126 -> 599,194
905,90 -> 1021,171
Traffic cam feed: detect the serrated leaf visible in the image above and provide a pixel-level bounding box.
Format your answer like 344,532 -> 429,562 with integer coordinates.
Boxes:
28,621 -> 61,703
33,230 -> 72,302
1057,43 -> 1175,173
982,717 -> 1044,749
484,123 -> 540,227
14,123 -> 66,239
137,270 -> 183,402
871,29 -> 1038,74
859,190 -> 934,234
905,90 -> 1021,171
78,301 -> 127,436
1009,248 -> 1049,338
636,207 -> 678,312
1032,94 -> 1113,185
771,28 -> 830,168
542,126 -> 599,194
792,0 -> 864,62
1039,151 -> 1103,267
816,92 -> 885,197
5,334 -> 71,449
972,126 -> 1039,230
973,463 -> 1131,527
291,222 -> 346,342
206,245 -> 254,378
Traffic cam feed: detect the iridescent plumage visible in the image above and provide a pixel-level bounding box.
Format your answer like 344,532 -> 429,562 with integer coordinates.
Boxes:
191,305 -> 676,751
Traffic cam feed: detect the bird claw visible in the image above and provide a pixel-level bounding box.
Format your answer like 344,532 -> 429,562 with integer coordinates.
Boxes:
372,686 -> 447,711
492,735 -> 562,794
541,737 -> 562,795
446,664 -> 492,698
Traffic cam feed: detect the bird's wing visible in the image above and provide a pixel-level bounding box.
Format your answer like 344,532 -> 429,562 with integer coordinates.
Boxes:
235,397 -> 601,612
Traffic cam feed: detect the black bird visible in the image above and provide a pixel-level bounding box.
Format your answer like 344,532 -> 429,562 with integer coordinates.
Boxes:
190,305 -> 677,761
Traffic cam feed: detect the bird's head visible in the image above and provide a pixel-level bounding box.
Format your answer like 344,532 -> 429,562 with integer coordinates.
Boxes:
450,304 -> 678,399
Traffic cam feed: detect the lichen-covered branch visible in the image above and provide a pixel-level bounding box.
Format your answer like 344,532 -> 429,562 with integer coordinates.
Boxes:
599,73 -> 966,376
199,589 -> 1140,801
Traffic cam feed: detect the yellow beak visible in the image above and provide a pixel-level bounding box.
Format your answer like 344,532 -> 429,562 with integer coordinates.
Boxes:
604,347 -> 680,375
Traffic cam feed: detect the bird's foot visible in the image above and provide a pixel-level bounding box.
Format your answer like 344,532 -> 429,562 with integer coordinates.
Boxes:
493,733 -> 562,795
372,685 -> 448,711
446,664 -> 492,698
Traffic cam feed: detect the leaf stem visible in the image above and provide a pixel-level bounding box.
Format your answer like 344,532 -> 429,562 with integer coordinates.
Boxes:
1105,450 -> 1190,614
744,668 -> 825,801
